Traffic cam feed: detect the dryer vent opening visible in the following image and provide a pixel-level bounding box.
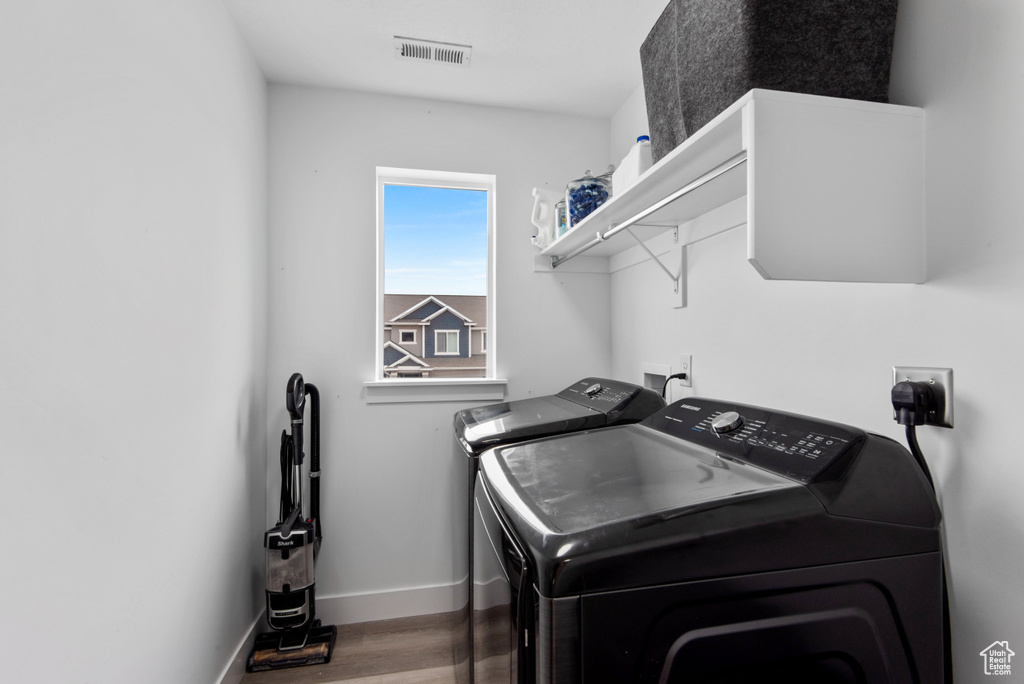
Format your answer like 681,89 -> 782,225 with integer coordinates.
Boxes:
394,36 -> 472,67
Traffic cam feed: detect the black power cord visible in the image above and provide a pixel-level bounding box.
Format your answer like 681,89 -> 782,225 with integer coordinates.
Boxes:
891,380 -> 952,683
891,380 -> 936,489
903,424 -> 932,488
661,372 -> 689,399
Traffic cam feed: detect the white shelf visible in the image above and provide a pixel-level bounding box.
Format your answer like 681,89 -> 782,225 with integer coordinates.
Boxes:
539,89 -> 925,284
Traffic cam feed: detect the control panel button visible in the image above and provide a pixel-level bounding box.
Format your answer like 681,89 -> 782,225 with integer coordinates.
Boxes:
712,411 -> 744,435
584,383 -> 603,396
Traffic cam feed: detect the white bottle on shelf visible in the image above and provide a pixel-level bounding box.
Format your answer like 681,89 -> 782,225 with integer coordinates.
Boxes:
530,187 -> 561,248
612,135 -> 653,196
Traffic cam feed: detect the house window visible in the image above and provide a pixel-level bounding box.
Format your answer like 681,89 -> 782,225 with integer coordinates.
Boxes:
376,167 -> 495,381
480,331 -> 487,353
435,330 -> 459,355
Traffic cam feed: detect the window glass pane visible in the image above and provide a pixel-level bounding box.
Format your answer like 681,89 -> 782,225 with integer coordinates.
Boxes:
435,331 -> 457,354
380,178 -> 490,380
384,185 -> 486,296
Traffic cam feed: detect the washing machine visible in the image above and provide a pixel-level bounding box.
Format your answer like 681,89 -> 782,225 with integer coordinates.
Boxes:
453,378 -> 666,683
474,397 -> 945,684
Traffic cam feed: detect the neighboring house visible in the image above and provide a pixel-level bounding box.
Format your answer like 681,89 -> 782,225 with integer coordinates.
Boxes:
383,294 -> 487,378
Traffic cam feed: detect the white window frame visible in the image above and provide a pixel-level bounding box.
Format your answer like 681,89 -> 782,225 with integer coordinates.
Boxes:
434,329 -> 460,356
399,329 -> 416,345
480,330 -> 487,353
367,167 -> 505,403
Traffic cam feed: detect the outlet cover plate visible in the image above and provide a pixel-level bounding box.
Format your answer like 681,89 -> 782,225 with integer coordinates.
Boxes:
678,354 -> 692,387
892,366 -> 954,428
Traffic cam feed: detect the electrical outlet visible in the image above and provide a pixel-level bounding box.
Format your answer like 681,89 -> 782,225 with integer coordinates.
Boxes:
892,366 -> 954,428
679,354 -> 692,387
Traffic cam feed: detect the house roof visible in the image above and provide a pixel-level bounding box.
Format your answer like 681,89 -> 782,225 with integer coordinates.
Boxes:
383,341 -> 430,369
416,355 -> 485,370
384,294 -> 486,327
382,341 -> 484,371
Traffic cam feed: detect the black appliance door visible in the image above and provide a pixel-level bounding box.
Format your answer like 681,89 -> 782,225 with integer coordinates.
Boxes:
455,395 -> 604,454
474,471 -> 532,684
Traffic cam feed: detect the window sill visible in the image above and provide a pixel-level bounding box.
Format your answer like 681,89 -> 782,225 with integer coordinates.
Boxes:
363,378 -> 508,404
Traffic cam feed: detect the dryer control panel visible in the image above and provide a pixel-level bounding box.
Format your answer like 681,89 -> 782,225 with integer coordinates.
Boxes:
557,377 -> 665,418
645,398 -> 865,483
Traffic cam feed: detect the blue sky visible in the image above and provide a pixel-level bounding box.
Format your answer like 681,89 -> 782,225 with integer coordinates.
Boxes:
383,184 -> 488,296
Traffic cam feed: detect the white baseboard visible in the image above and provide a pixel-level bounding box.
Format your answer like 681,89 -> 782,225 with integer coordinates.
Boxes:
218,582 -> 462,684
217,612 -> 265,684
317,581 -> 464,626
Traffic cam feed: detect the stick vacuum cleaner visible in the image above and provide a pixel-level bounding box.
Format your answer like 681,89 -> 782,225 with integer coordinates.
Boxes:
247,373 -> 337,672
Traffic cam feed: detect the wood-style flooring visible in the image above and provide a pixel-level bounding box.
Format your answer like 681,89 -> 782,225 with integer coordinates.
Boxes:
241,611 -> 469,684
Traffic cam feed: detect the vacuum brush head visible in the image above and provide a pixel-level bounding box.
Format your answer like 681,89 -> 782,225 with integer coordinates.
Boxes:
246,623 -> 337,673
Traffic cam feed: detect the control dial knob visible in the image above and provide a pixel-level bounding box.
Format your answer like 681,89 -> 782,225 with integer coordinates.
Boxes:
584,383 -> 603,396
712,411 -> 744,435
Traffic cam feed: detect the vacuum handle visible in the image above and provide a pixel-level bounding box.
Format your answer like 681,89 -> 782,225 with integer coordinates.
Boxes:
286,373 -> 305,419
287,373 -> 305,466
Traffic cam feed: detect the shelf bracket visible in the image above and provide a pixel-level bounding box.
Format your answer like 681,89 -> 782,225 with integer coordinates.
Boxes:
623,228 -> 687,307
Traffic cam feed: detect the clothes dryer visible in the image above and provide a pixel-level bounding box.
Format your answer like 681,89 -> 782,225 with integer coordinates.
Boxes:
453,378 -> 665,683
475,397 -> 945,683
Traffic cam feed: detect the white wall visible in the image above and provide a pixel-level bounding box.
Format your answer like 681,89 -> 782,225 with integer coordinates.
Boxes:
610,85 -> 652,170
0,2 -> 268,682
267,85 -> 611,616
608,1 -> 1024,681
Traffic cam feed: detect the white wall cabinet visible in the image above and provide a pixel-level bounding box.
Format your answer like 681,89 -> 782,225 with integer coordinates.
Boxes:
538,89 -> 925,285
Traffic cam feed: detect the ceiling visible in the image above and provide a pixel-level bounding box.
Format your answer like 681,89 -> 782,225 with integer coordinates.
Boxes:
222,0 -> 670,119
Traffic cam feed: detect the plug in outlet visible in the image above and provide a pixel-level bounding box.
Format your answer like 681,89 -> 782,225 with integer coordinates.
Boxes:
892,366 -> 953,428
678,354 -> 692,387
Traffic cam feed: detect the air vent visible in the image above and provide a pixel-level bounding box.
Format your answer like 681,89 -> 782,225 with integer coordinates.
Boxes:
394,36 -> 472,67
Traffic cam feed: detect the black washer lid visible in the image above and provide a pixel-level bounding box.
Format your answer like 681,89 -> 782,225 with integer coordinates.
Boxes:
486,425 -> 799,537
454,395 -> 604,454
453,377 -> 664,454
